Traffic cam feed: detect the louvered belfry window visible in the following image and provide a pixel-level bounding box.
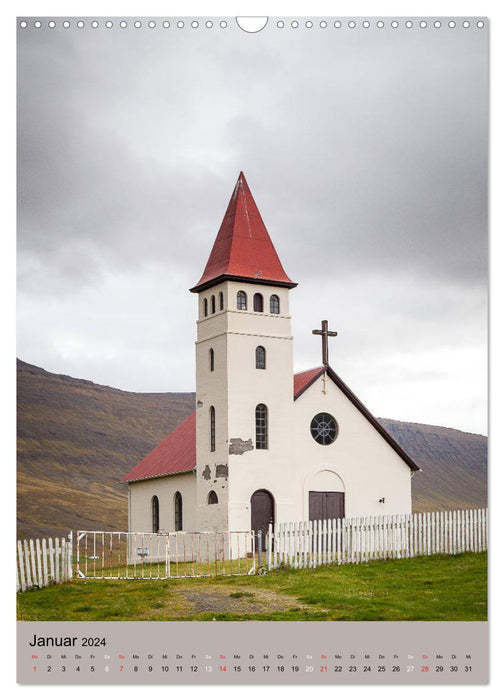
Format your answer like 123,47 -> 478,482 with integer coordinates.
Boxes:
253,293 -> 264,312
255,403 -> 268,449
270,294 -> 280,314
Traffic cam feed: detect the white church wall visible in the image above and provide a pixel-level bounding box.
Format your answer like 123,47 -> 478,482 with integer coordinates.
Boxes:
195,287 -> 230,532
196,279 -> 296,534
305,469 -> 346,492
128,472 -> 197,534
293,373 -> 413,518
225,283 -> 295,534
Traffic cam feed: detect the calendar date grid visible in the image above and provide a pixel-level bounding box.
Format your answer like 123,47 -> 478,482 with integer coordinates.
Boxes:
29,648 -> 475,678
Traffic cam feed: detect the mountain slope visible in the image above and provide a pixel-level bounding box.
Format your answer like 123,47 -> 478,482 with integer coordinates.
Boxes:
17,360 -> 195,539
16,359 -> 487,539
379,419 -> 487,512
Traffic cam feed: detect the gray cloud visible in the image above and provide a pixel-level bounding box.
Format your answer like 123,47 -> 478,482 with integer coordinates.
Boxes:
17,21 -> 488,434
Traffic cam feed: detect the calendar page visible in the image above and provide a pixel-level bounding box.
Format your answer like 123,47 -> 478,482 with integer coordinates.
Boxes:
15,6 -> 489,688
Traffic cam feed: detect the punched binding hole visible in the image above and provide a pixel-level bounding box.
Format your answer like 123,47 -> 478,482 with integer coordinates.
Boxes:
236,17 -> 268,33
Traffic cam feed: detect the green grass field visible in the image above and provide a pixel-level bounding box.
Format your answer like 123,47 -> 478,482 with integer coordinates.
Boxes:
17,552 -> 487,622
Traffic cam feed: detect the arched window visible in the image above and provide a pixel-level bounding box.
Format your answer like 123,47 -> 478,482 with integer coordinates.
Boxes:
151,495 -> 159,533
255,345 -> 266,370
210,405 -> 216,452
237,290 -> 247,310
270,294 -> 280,314
211,295 -> 216,314
255,403 -> 268,449
208,490 -> 219,505
219,291 -> 224,310
209,348 -> 215,372
203,298 -> 208,317
253,293 -> 264,312
174,492 -> 183,531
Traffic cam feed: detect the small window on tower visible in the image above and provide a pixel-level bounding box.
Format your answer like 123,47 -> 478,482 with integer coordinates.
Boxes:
208,490 -> 218,505
211,295 -> 216,314
270,294 -> 280,314
253,293 -> 264,312
219,291 -> 224,310
209,348 -> 215,372
203,298 -> 208,317
255,403 -> 268,449
237,291 -> 247,310
256,346 -> 266,370
210,405 -> 216,452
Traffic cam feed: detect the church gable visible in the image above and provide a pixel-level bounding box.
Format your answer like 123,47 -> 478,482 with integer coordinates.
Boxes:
294,365 -> 420,472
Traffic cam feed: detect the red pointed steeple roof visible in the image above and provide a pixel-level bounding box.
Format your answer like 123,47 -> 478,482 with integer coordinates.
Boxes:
190,172 -> 296,292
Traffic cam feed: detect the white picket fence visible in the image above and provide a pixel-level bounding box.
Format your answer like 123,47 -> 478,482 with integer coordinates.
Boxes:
266,508 -> 488,570
15,508 -> 488,588
16,535 -> 73,592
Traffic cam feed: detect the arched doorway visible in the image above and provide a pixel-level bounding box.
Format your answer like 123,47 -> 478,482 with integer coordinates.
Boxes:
306,470 -> 345,521
251,489 -> 275,549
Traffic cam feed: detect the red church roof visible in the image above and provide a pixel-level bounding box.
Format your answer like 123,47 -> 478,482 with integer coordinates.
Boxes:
121,412 -> 196,483
190,172 -> 296,293
294,366 -> 325,398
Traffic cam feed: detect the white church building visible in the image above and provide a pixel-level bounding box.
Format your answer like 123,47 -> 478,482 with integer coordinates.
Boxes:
122,173 -> 420,538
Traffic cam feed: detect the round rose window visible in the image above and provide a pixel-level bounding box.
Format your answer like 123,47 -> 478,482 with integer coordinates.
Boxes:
310,413 -> 338,445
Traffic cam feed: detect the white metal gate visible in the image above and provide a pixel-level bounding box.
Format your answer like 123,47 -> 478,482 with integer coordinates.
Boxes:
76,530 -> 256,579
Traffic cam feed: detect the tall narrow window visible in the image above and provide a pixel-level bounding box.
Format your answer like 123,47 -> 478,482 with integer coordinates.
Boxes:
152,495 -> 159,533
210,405 -> 216,452
253,293 -> 264,312
203,298 -> 208,317
255,403 -> 268,449
237,290 -> 247,310
211,295 -> 216,314
174,492 -> 183,531
219,291 -> 224,310
209,348 -> 215,372
270,294 -> 280,314
255,345 -> 266,370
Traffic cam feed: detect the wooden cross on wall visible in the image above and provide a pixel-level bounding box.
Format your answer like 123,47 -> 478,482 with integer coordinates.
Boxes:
312,320 -> 338,366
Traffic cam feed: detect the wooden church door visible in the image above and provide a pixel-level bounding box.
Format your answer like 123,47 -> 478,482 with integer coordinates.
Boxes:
251,489 -> 275,549
309,491 -> 345,521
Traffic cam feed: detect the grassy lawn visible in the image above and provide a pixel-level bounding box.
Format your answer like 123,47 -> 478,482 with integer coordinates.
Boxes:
17,551 -> 487,622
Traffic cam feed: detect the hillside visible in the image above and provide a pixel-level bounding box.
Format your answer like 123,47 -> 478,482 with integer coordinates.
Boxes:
16,359 -> 487,539
379,419 -> 487,512
17,360 -> 194,539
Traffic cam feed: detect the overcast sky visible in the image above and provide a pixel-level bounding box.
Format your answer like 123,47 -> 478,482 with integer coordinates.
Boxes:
17,18 -> 488,434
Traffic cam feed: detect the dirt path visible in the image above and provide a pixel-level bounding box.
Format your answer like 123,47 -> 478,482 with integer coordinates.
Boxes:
180,587 -> 312,615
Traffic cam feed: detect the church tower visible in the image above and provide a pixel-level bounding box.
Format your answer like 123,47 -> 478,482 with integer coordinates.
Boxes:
190,172 -> 297,534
